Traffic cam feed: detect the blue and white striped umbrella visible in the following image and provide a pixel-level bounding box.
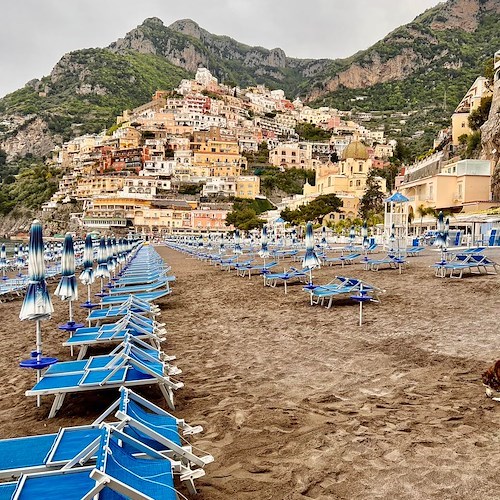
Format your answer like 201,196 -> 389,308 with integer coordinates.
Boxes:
302,222 -> 321,270
362,221 -> 369,249
389,223 -> 396,254
79,234 -> 95,285
19,220 -> 54,364
434,211 -> 447,247
349,225 -> 356,243
320,226 -> 328,248
0,244 -> 6,269
259,225 -> 270,258
233,229 -> 242,255
54,233 -> 78,301
106,238 -> 116,274
95,237 -> 110,279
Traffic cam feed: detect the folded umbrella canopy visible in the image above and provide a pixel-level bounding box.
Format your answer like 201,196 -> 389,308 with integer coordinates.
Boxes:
80,233 -> 97,309
0,243 -> 7,279
19,220 -> 56,405
54,233 -> 78,302
302,222 -> 321,287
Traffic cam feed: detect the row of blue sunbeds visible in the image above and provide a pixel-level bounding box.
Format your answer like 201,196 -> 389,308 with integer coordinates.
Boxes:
168,241 -> 386,310
2,244 -> 213,498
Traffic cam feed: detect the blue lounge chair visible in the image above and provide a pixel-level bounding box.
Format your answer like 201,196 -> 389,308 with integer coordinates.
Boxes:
5,425 -> 203,499
434,253 -> 499,278
364,254 -> 407,271
323,252 -> 361,267
264,267 -> 309,293
305,276 -> 384,308
236,261 -> 278,278
100,289 -> 171,305
65,313 -> 168,360
0,388 -> 208,482
406,246 -> 425,256
25,337 -> 183,418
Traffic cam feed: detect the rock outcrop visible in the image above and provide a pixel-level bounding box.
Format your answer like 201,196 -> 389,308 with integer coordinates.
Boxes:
481,75 -> 500,201
0,116 -> 58,160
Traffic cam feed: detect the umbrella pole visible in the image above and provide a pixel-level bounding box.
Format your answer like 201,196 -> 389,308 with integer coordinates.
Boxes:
69,300 -> 74,356
36,320 -> 42,407
359,301 -> 363,327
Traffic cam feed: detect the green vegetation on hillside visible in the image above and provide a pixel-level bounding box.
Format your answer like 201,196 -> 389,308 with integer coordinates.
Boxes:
280,193 -> 342,225
0,157 -> 60,215
255,166 -> 315,197
0,49 -> 190,140
311,13 -> 500,159
295,122 -> 331,142
225,198 -> 273,230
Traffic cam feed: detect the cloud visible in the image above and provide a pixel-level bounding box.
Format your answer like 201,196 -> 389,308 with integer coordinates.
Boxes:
0,0 -> 441,97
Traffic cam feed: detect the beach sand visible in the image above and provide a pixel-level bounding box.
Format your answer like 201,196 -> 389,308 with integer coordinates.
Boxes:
0,247 -> 499,499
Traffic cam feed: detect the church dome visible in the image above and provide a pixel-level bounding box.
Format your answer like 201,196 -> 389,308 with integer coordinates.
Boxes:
342,141 -> 369,160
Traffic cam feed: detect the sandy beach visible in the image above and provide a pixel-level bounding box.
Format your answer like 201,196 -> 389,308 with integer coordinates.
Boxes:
0,246 -> 499,499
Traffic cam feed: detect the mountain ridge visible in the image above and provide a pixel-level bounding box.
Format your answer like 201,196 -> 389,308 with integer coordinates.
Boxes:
1,0 -> 499,160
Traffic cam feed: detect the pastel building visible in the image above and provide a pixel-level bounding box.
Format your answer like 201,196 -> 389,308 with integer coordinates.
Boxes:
451,77 -> 492,145
399,158 -> 494,214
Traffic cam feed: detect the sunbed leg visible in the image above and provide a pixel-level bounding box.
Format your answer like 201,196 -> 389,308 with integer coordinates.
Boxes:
160,384 -> 175,411
77,345 -> 88,360
48,395 -> 62,419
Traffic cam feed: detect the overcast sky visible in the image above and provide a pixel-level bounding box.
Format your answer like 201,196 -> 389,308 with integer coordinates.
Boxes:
0,0 -> 442,98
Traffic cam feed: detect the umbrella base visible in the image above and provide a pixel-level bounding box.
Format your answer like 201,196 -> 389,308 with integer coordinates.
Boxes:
58,321 -> 85,332
80,301 -> 99,309
95,291 -> 109,297
20,357 -> 58,370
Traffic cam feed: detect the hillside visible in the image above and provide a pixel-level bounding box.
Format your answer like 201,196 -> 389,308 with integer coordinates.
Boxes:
1,0 -> 499,160
0,49 -> 189,158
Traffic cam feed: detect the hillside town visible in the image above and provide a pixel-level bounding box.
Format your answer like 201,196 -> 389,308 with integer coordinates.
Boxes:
43,58 -> 499,238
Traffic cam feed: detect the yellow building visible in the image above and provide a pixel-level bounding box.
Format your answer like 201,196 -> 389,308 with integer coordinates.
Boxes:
192,130 -> 247,177
304,141 -> 387,199
76,176 -> 125,199
451,77 -> 492,145
399,159 -> 494,214
236,176 -> 260,199
133,200 -> 193,235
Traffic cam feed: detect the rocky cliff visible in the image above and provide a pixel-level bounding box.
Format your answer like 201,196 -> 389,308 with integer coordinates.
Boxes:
1,0 -> 500,161
481,71 -> 500,201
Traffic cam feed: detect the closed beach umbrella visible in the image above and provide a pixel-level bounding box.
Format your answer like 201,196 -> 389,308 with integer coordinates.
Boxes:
362,221 -> 369,249
95,238 -> 110,279
54,233 -> 78,302
80,234 -> 95,307
303,221 -> 321,276
259,225 -> 270,259
434,211 -> 447,248
54,233 -> 79,341
19,220 -> 57,406
19,220 -> 54,357
349,225 -> 356,244
0,244 -> 7,279
219,233 -> 225,254
389,223 -> 396,254
320,226 -> 328,248
80,234 -> 95,285
233,229 -> 242,255
106,238 -> 116,274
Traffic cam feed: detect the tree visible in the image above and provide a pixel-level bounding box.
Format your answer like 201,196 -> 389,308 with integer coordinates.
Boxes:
468,95 -> 492,131
358,173 -> 385,219
225,207 -> 265,230
295,122 -> 331,142
281,193 -> 342,225
417,204 -> 428,235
